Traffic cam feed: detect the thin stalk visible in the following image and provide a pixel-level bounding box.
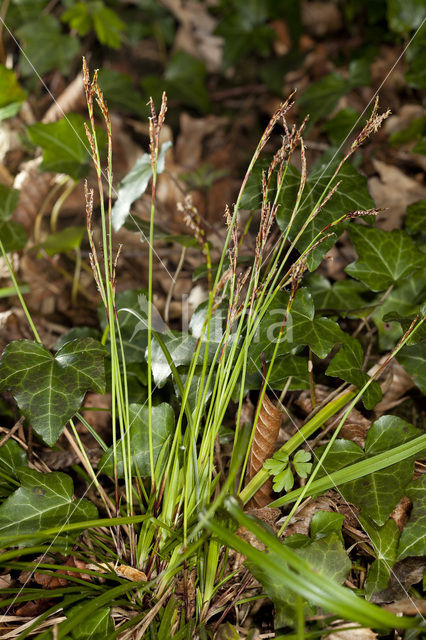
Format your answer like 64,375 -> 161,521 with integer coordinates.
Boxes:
0,239 -> 41,343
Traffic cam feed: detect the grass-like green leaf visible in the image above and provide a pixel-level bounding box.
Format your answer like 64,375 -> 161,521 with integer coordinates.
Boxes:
205,497 -> 416,630
271,421 -> 426,516
99,403 -> 174,478
397,474 -> 426,560
345,225 -> 425,291
0,468 -> 97,545
0,338 -> 107,445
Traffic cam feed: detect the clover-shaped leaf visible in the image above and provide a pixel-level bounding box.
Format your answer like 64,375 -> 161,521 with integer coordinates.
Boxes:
274,466 -> 294,493
293,450 -> 312,478
0,338 -> 107,446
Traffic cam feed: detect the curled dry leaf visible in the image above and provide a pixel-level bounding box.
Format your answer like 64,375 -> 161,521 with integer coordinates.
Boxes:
115,565 -> 147,582
327,624 -> 378,640
374,360 -> 415,415
369,159 -> 426,230
246,394 -> 282,508
390,495 -> 412,531
42,74 -> 86,123
13,158 -> 55,232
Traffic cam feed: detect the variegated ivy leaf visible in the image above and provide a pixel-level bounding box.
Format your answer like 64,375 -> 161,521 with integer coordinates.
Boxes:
0,338 -> 107,446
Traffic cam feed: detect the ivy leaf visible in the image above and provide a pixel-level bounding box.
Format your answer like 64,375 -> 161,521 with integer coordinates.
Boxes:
27,114 -> 106,181
405,200 -> 426,236
255,531 -> 351,629
310,511 -> 346,543
345,225 -> 425,291
298,533 -> 351,585
67,602 -> 114,640
326,335 -> 382,409
0,184 -> 27,252
315,416 -> 423,525
248,288 -> 345,367
361,516 -> 400,598
97,69 -> 146,116
17,15 -> 80,77
397,475 -> 426,560
0,468 -> 97,545
298,73 -> 348,125
62,1 -> 125,49
276,159 -> 375,270
371,267 -> 425,350
0,440 -> 27,497
0,184 -> 20,221
323,108 -> 360,146
165,51 -> 211,113
308,274 -> 372,316
99,403 -> 174,478
397,344 -> 426,394
31,226 -> 85,256
413,137 -> 426,154
111,142 -> 172,231
0,221 -> 27,252
0,338 -> 107,445
387,0 -> 426,33
0,64 -> 26,121
150,331 -> 215,387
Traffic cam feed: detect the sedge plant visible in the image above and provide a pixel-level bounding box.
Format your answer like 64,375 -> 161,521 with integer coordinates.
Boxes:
0,64 -> 424,639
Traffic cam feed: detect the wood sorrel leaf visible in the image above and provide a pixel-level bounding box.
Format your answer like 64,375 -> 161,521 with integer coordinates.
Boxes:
345,225 -> 425,291
397,474 -> 426,560
99,403 -> 174,478
0,338 -> 107,446
0,468 -> 97,545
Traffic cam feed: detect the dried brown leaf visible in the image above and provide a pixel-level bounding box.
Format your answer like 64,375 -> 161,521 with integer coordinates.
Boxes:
13,158 -> 55,232
246,394 -> 282,508
327,624 -> 378,640
42,74 -> 85,123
